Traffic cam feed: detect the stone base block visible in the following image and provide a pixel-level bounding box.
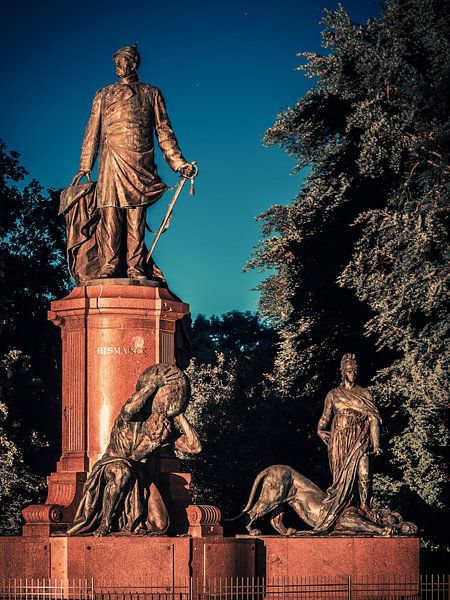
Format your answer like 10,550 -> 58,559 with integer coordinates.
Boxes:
191,537 -> 256,578
0,536 -> 256,584
0,537 -> 51,579
0,535 -> 418,592
254,535 -> 419,580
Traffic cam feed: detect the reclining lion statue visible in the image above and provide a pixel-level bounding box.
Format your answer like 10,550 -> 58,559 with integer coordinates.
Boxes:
228,465 -> 416,537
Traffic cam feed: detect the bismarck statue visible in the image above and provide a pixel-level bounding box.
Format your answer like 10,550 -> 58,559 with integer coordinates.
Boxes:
60,44 -> 195,283
67,364 -> 201,536
230,354 -> 417,537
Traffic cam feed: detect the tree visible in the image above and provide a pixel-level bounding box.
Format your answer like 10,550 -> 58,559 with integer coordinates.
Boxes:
248,0 -> 449,549
0,140 -> 70,533
0,354 -> 45,534
191,311 -> 277,381
181,314 -> 281,527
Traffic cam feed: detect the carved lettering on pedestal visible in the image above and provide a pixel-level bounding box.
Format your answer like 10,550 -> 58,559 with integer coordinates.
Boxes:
97,346 -> 147,355
96,336 -> 147,356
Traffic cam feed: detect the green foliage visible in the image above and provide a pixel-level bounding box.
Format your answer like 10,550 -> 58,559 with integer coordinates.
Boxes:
181,313 -> 281,523
191,311 -> 277,380
0,357 -> 45,534
0,140 -> 70,533
184,354 -> 244,512
248,0 -> 449,546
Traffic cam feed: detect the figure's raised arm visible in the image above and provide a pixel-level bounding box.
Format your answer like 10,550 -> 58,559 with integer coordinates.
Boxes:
121,382 -> 159,421
173,413 -> 202,454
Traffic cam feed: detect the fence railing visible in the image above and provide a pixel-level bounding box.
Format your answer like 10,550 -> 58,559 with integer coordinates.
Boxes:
0,575 -> 448,600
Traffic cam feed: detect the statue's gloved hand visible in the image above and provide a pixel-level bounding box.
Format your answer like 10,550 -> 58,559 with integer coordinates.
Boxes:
71,170 -> 91,186
178,163 -> 196,178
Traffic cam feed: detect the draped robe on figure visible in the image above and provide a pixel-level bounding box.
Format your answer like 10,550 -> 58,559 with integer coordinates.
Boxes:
314,385 -> 380,533
67,412 -> 172,536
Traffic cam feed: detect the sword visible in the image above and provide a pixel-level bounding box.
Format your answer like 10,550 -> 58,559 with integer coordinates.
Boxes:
145,161 -> 197,263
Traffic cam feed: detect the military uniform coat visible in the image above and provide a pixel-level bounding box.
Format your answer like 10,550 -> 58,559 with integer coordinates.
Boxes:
79,73 -> 187,208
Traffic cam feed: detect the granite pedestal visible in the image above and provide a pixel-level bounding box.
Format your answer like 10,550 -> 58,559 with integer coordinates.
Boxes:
22,280 -> 191,536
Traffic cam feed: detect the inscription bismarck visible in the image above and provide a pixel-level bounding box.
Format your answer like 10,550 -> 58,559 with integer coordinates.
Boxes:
97,335 -> 146,356
97,346 -> 147,355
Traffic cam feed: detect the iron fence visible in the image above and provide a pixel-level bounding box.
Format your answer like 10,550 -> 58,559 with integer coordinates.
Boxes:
0,575 -> 448,600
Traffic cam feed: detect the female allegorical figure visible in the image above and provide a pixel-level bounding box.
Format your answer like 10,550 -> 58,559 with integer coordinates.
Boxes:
315,353 -> 382,533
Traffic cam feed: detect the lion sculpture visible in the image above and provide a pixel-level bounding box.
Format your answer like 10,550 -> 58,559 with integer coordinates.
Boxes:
228,465 -> 416,537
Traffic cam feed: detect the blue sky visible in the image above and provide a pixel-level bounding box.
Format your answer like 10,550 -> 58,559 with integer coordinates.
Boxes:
1,0 -> 379,316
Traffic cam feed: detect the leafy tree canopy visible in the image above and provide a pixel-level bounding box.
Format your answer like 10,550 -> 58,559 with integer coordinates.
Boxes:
184,313 -> 279,520
0,140 -> 70,533
247,0 -> 449,548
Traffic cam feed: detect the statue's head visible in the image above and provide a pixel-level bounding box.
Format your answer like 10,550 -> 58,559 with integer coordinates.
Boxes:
340,353 -> 358,384
136,363 -> 191,418
113,44 -> 140,78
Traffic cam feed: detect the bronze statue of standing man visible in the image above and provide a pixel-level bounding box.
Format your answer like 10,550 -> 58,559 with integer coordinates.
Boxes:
71,44 -> 194,280
314,353 -> 382,533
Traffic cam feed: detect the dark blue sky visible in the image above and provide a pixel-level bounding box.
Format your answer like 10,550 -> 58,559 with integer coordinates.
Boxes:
1,0 -> 379,316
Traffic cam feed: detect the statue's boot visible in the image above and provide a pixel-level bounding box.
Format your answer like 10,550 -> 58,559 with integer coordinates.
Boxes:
127,268 -> 147,280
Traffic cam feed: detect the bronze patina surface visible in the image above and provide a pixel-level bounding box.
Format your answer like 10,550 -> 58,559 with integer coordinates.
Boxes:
315,353 -> 381,531
65,44 -> 194,282
67,364 -> 201,537
231,465 -> 416,537
229,354 -> 416,537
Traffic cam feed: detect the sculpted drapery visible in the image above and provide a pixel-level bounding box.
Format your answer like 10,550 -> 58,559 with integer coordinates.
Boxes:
63,45 -> 194,281
315,354 -> 381,533
67,364 -> 201,537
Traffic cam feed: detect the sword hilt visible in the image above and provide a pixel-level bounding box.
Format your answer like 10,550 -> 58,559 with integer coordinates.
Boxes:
184,161 -> 198,196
